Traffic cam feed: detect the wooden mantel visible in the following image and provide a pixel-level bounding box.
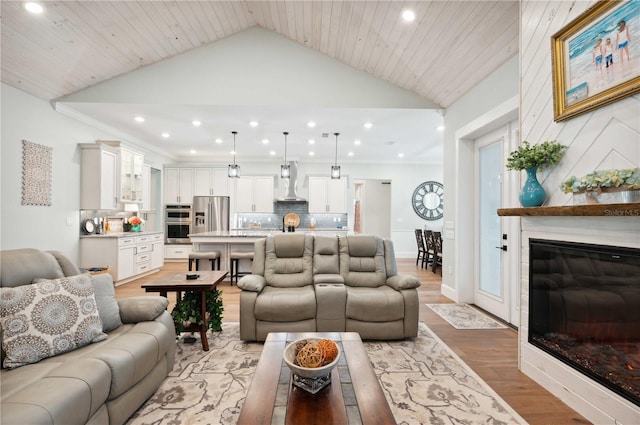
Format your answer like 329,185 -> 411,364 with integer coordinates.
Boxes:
497,203 -> 640,217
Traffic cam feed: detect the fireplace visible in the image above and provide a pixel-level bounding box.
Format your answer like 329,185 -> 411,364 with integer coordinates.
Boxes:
528,239 -> 640,406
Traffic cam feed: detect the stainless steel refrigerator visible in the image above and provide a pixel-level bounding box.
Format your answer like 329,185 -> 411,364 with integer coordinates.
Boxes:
192,196 -> 230,234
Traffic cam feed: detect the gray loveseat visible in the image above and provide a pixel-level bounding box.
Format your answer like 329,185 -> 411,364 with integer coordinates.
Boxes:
0,249 -> 176,425
238,234 -> 420,341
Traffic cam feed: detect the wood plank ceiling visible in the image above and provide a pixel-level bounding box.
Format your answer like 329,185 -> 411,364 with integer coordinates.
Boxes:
1,1 -> 519,108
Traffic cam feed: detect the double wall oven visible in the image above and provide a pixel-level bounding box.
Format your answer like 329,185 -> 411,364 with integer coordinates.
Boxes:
165,204 -> 191,244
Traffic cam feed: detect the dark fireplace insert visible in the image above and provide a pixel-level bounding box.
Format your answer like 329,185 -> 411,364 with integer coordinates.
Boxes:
528,239 -> 640,406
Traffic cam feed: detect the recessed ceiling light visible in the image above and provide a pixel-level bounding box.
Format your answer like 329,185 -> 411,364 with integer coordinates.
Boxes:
192,120 -> 201,127
215,138 -> 223,144
363,122 -> 373,129
309,151 -> 315,156
134,116 -> 145,123
249,121 -> 259,127
307,121 -> 316,128
348,152 -> 354,157
161,132 -> 170,138
24,2 -> 44,14
308,139 -> 315,145
269,151 -> 276,156
402,10 -> 416,22
262,139 -> 269,144
190,149 -> 197,154
437,125 -> 445,131
398,153 -> 405,158
354,139 -> 361,145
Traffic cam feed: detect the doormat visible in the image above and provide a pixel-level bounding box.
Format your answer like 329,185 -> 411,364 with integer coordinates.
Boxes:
426,303 -> 508,329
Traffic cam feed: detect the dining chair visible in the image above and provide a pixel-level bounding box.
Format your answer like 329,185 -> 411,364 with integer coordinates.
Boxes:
431,231 -> 443,274
423,230 -> 435,268
414,229 -> 428,268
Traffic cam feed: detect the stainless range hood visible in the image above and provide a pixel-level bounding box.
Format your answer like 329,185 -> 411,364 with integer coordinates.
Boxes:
277,161 -> 306,202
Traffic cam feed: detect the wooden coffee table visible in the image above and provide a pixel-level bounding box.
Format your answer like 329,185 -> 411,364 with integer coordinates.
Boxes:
141,271 -> 227,351
237,332 -> 395,425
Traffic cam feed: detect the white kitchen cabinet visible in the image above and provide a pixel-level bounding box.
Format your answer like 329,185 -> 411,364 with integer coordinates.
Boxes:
164,244 -> 192,260
80,232 -> 164,284
117,237 -> 137,281
119,147 -> 144,202
308,177 -> 347,213
235,176 -> 274,212
193,168 -> 230,196
164,167 -> 194,204
150,234 -> 164,269
80,143 -> 119,210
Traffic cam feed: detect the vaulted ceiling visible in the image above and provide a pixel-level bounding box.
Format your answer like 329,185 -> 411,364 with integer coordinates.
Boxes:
1,1 -> 519,162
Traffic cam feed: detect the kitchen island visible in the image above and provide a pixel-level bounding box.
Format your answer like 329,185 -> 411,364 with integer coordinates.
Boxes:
189,229 -> 351,277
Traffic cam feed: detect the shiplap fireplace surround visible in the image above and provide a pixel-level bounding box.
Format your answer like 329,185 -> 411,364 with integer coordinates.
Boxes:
516,212 -> 640,424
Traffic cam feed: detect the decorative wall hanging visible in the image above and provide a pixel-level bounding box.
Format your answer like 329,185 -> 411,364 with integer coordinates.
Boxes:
551,0 -> 640,122
412,181 -> 444,220
22,140 -> 52,206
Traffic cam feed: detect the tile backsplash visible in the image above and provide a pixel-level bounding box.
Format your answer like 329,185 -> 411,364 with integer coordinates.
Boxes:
236,202 -> 347,229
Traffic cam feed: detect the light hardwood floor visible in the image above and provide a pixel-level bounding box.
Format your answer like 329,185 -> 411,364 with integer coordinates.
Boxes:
115,259 -> 590,424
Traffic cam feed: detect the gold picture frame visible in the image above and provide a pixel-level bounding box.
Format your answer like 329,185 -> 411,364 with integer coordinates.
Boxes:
551,0 -> 640,122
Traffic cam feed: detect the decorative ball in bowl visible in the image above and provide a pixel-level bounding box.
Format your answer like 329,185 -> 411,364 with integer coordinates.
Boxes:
283,338 -> 341,379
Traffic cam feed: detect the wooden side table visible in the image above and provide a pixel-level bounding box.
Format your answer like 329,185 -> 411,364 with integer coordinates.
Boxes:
142,271 -> 228,351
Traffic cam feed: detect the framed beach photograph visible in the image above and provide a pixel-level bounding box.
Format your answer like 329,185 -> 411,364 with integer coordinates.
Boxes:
551,0 -> 640,122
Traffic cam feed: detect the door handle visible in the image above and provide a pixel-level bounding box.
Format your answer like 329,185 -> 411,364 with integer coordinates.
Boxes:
495,245 -> 507,252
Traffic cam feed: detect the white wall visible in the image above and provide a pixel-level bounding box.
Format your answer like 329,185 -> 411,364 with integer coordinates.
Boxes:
0,84 -> 171,262
441,55 -> 520,294
61,27 -> 438,110
519,1 -> 640,422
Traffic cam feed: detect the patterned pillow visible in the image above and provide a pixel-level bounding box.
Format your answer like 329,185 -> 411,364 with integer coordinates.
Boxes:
0,274 -> 107,369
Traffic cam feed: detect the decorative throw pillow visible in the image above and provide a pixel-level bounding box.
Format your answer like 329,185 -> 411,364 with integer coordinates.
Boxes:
0,274 -> 107,369
89,273 -> 123,332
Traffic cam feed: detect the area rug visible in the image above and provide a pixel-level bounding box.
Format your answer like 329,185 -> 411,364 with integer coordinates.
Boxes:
127,322 -> 525,425
427,303 -> 508,329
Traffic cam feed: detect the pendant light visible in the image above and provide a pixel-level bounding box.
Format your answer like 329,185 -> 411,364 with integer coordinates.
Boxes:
281,132 -> 290,178
228,131 -> 240,178
331,132 -> 341,179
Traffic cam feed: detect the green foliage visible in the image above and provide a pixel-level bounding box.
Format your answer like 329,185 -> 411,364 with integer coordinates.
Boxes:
506,140 -> 567,171
171,289 -> 224,335
560,168 -> 640,193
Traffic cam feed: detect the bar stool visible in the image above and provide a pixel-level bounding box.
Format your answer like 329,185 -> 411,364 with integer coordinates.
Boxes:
188,251 -> 221,271
229,251 -> 254,285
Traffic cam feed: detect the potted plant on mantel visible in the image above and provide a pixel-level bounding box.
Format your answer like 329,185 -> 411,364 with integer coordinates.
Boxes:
561,168 -> 640,205
506,140 -> 568,207
171,290 -> 224,338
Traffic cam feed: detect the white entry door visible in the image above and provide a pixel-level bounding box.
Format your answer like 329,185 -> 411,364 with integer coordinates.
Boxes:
473,123 -> 517,324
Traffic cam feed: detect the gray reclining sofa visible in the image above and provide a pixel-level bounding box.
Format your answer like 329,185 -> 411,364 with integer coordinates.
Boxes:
0,248 -> 176,425
238,234 -> 420,341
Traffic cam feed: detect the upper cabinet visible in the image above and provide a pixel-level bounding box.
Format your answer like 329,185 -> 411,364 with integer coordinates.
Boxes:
235,176 -> 274,212
193,168 -> 230,197
164,167 -> 193,204
308,177 -> 347,213
119,147 -> 144,202
80,143 -> 119,210
164,166 -> 229,205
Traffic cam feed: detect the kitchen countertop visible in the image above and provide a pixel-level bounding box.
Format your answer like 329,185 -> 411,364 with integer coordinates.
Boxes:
190,229 -> 352,238
80,231 -> 164,239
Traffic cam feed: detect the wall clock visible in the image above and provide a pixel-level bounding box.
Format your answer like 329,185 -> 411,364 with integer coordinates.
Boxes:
412,181 -> 444,220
